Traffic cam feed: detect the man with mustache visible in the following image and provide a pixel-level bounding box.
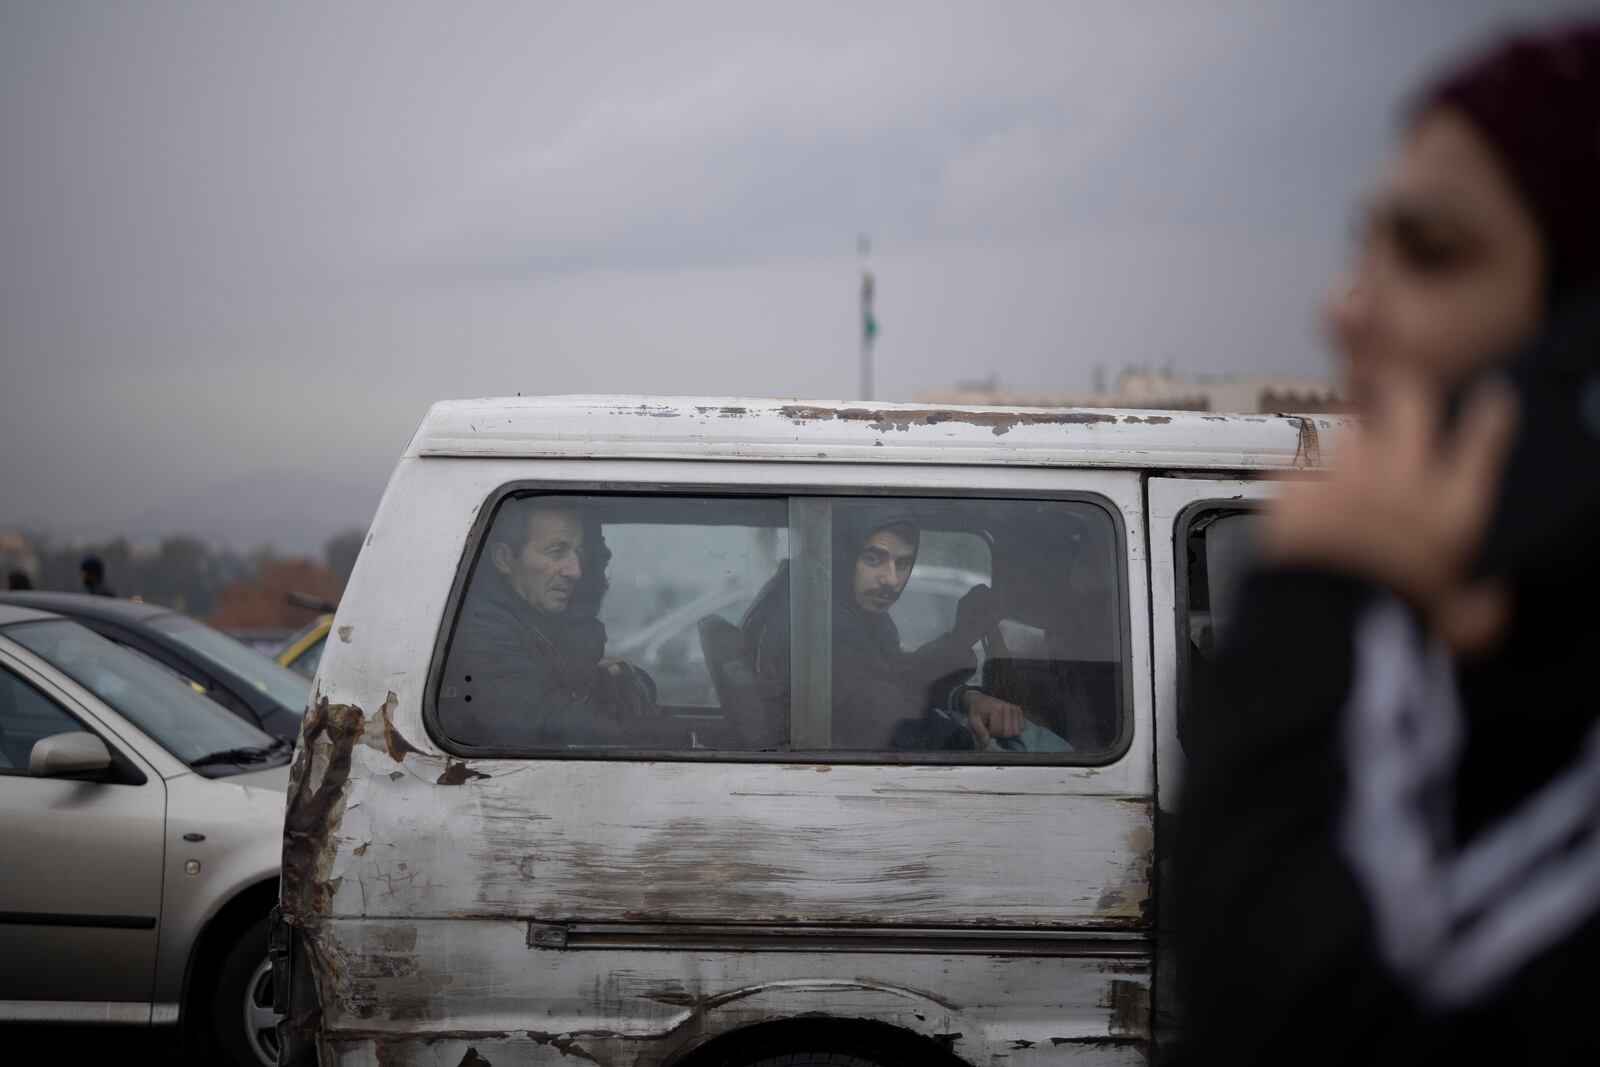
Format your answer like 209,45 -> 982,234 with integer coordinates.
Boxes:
440,497 -> 689,749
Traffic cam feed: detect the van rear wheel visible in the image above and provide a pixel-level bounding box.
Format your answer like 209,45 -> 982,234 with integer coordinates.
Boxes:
722,1051 -> 892,1067
732,1055 -> 883,1062
210,913 -> 281,1067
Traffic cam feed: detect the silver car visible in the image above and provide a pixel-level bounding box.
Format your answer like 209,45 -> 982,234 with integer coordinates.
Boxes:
0,603 -> 289,1066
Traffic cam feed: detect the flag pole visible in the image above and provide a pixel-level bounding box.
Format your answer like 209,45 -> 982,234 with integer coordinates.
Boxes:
859,233 -> 876,401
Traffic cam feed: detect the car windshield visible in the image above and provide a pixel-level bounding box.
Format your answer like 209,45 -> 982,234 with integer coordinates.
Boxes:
148,614 -> 312,718
5,617 -> 277,766
287,634 -> 326,680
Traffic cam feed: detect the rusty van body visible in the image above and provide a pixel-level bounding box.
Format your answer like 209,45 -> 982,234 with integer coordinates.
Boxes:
273,396 -> 1336,1067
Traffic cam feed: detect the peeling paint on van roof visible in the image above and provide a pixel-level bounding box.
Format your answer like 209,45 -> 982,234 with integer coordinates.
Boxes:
411,395 -> 1347,471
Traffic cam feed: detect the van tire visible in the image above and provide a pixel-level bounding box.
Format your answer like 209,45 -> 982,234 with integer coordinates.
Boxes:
723,1052 -> 891,1067
210,913 -> 280,1067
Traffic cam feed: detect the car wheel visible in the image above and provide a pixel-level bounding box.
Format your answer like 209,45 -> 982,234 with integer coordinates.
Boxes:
211,913 -> 281,1067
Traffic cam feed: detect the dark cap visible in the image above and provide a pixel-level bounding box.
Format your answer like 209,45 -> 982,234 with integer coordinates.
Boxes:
1415,20 -> 1600,301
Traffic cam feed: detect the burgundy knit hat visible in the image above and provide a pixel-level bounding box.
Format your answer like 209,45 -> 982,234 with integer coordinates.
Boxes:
1415,20 -> 1600,302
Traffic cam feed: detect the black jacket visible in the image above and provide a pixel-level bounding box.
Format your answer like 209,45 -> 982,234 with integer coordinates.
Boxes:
831,600 -> 977,749
742,561 -> 977,750
439,569 -> 687,749
1177,567 -> 1600,1064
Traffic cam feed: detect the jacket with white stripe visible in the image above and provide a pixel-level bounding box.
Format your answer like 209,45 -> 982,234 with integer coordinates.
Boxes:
1176,567 -> 1600,1065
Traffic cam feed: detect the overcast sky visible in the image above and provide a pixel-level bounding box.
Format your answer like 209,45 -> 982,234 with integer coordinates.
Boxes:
0,0 -> 1587,551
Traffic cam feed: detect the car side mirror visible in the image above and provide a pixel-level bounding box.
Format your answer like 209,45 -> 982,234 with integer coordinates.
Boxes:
29,732 -> 114,779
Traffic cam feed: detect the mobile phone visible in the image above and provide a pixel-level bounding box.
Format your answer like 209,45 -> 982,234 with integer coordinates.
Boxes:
1466,281 -> 1600,591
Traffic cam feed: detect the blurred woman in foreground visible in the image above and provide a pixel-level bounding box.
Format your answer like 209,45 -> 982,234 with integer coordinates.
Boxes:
1178,20 -> 1600,1065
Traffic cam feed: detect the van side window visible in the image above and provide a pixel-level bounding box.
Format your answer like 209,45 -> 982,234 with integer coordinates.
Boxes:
432,492 -> 1128,762
1179,507 -> 1262,748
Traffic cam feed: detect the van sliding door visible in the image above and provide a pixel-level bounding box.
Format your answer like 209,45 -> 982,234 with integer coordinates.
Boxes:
323,465 -> 1160,1063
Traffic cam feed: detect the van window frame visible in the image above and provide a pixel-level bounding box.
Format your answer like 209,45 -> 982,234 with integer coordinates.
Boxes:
1173,497 -> 1264,748
423,479 -> 1135,766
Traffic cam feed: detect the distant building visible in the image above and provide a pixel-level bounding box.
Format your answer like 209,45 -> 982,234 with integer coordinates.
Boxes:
920,370 -> 1350,415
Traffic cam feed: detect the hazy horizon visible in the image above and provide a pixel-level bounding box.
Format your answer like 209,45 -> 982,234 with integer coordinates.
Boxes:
3,0 -> 1587,551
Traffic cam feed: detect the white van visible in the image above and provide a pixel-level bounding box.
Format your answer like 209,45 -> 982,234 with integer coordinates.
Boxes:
273,396 -> 1335,1066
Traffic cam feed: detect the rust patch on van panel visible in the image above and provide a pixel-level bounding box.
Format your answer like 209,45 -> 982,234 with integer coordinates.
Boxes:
624,819 -> 802,912
349,952 -> 421,980
347,958 -> 458,1024
362,1036 -> 507,1067
1107,978 -> 1150,1037
342,1035 -> 627,1067
642,976 -> 962,1018
438,761 -> 491,785
1292,415 -> 1323,468
779,404 -> 840,420
777,404 -> 1118,436
281,915 -> 351,1040
527,1032 -> 601,1062
491,818 -> 808,918
282,697 -> 365,919
1096,957 -> 1149,976
1096,889 -> 1132,913
1096,821 -> 1155,922
372,692 -> 424,762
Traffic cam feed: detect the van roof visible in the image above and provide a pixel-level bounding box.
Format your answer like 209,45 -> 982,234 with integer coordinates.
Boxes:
409,395 -> 1346,471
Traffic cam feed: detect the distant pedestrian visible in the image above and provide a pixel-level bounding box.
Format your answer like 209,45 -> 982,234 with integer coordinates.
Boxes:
79,555 -> 115,597
4,570 -> 32,591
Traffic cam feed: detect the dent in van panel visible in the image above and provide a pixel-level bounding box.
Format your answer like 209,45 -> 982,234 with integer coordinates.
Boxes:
289,747 -> 1156,1061
1292,415 -> 1323,467
282,694 -> 1155,1058
283,694 -> 366,919
325,764 -> 1152,926
280,693 -> 370,1062
284,688 -> 473,914
310,917 -> 1149,1065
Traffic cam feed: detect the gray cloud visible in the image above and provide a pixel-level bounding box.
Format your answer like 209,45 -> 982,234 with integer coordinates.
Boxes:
1,0 -> 1589,549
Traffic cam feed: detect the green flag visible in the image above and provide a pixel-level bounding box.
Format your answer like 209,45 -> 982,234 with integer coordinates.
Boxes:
862,268 -> 877,342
